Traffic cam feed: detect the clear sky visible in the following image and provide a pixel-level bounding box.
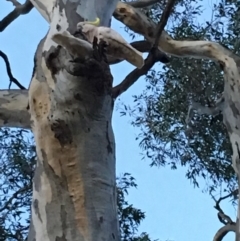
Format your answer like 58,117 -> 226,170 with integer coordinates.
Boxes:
0,0 -> 236,240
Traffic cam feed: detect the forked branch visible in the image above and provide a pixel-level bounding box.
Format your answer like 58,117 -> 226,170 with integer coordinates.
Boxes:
210,190 -> 237,241
0,50 -> 26,89
112,48 -> 165,98
0,0 -> 33,32
112,0 -> 176,98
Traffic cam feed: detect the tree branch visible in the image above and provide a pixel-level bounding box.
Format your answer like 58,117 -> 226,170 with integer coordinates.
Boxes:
153,0 -> 176,48
0,50 -> 26,89
108,40 -> 169,65
209,190 -> 237,241
0,89 -> 30,129
112,48 -> 163,98
6,0 -> 21,7
0,0 -> 33,32
213,224 -> 236,241
112,0 -> 175,98
127,0 -> 160,8
113,1 -> 240,64
185,95 -> 225,125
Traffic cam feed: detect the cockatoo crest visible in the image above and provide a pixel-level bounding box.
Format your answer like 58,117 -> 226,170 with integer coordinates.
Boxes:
76,20 -> 144,68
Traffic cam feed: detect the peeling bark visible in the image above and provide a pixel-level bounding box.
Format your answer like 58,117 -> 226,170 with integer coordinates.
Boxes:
26,0 -> 119,240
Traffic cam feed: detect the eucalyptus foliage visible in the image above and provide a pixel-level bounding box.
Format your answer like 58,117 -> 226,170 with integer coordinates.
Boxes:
120,0 -> 240,193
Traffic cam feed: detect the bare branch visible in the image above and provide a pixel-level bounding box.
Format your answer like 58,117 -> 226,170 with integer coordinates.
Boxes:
215,189 -> 238,207
127,0 -> 160,8
0,50 -> 26,89
210,189 -> 237,225
0,0 -> 33,32
0,89 -> 30,129
213,224 -> 236,241
112,47 -> 163,98
153,0 -> 176,48
209,190 -> 237,241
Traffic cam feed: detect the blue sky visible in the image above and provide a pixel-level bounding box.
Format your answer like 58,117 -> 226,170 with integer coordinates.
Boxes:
0,1 -> 236,240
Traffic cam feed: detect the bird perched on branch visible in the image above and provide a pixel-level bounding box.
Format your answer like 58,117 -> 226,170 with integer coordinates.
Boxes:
76,18 -> 144,69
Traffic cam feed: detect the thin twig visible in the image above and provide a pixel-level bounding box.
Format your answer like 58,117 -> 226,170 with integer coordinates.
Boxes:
210,189 -> 238,225
0,50 -> 26,89
0,0 -> 33,32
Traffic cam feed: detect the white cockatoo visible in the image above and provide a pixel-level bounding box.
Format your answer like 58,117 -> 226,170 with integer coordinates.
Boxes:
76,19 -> 144,69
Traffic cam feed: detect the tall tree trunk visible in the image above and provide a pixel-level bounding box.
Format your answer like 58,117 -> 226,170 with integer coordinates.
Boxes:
26,0 -> 119,240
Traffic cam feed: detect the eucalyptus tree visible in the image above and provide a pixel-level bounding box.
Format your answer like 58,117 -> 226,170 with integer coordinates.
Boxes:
1,0 -> 240,240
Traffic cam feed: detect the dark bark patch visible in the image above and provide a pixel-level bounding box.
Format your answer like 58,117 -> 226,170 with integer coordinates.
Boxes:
235,142 -> 240,160
56,24 -> 61,31
51,119 -> 73,146
99,216 -> 104,223
106,121 -> 113,153
147,27 -> 154,38
54,205 -> 68,241
59,0 -> 84,34
218,61 -> 225,70
74,93 -> 82,101
55,236 -> 67,241
31,36 -> 47,83
43,46 -> 62,78
33,199 -> 43,222
230,102 -> 240,118
34,152 -> 44,192
27,221 -> 37,241
224,120 -> 233,134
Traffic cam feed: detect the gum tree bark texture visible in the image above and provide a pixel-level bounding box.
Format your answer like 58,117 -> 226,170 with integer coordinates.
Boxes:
27,0 -> 119,240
